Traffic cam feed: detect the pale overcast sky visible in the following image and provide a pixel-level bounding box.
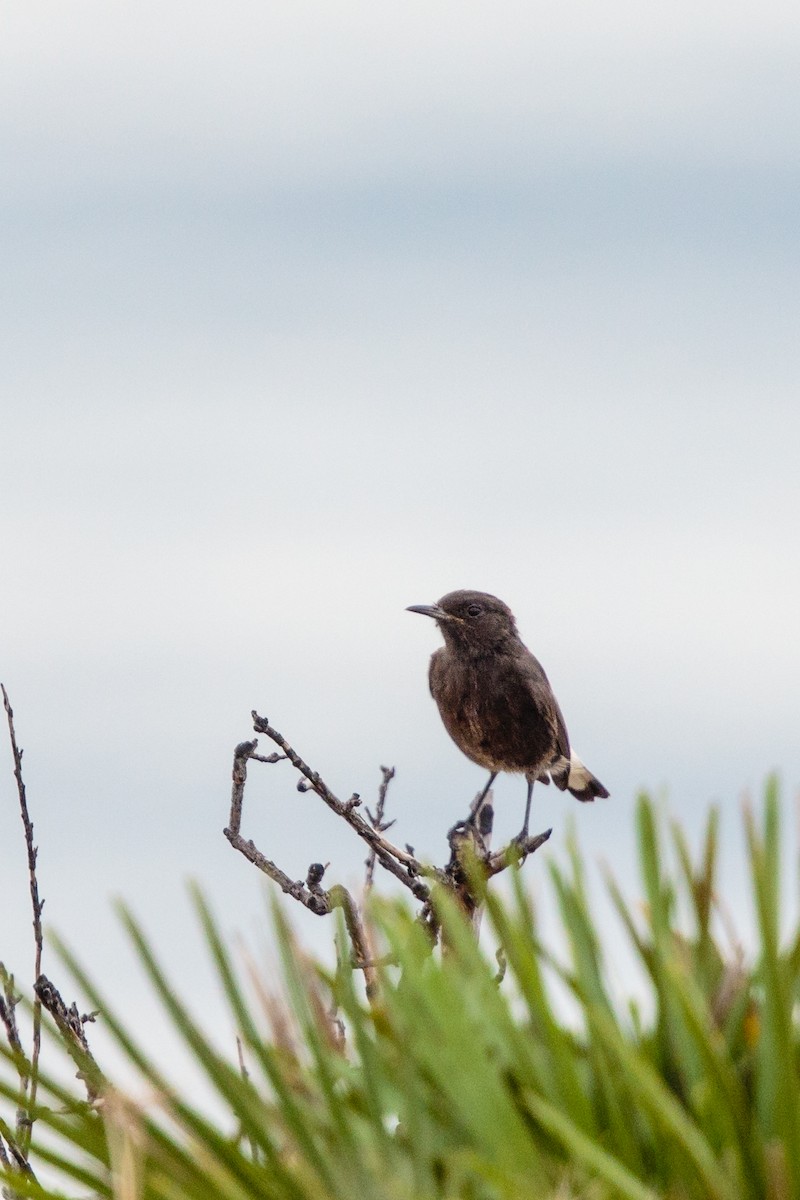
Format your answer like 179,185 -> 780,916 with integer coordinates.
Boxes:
2,1 -> 799,1070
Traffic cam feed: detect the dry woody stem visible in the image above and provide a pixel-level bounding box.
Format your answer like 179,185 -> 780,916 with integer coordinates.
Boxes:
1,684 -> 42,1158
224,710 -> 552,972
1,683 -> 101,1192
33,976 -> 103,1103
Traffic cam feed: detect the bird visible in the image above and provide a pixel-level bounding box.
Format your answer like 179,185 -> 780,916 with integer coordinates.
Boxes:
407,589 -> 608,839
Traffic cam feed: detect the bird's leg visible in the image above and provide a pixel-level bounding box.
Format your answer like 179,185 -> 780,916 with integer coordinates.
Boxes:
517,773 -> 535,841
466,771 -> 497,827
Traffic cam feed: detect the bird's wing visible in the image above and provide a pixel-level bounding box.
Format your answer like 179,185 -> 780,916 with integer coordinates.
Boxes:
516,650 -> 571,762
550,694 -> 571,762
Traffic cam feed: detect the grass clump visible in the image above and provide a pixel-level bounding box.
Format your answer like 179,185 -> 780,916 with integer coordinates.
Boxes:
2,783 -> 798,1199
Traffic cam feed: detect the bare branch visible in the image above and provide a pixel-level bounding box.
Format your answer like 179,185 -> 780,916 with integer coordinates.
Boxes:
328,885 -> 378,1001
365,767 -> 396,894
486,828 -> 553,876
246,719 -> 430,903
250,715 -> 421,873
224,741 -> 331,914
0,966 -> 31,1165
443,804 -> 552,925
226,739 -> 257,838
33,976 -> 104,1103
225,831 -> 332,916
226,712 -> 552,954
0,1132 -> 13,1192
1,685 -> 42,1153
0,968 -> 24,1060
234,1037 -> 259,1162
0,1118 -> 34,1182
451,787 -> 495,933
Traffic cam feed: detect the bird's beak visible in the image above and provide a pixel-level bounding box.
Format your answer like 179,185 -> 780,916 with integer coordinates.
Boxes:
406,603 -> 451,621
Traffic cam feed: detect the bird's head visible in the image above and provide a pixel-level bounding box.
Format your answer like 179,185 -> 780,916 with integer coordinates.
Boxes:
406,590 -> 519,655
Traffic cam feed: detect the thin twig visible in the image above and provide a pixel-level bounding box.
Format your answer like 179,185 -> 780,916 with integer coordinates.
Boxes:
226,713 -> 552,952
224,741 -> 331,915
33,976 -> 103,1103
0,968 -> 24,1061
328,885 -> 378,1001
364,766 -> 396,894
0,1133 -> 12,1190
0,1109 -> 35,1200
485,828 -> 553,877
0,1118 -> 33,1177
251,714 -> 425,879
235,1036 -> 249,1083
0,966 -> 29,1147
443,812 -> 551,928
0,964 -> 33,1200
246,722 -> 430,903
1,685 -> 42,1154
234,1037 -> 259,1162
466,787 -> 495,933
227,834 -> 333,916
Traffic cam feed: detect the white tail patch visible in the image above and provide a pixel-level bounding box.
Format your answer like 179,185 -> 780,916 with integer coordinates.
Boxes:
567,754 -> 592,791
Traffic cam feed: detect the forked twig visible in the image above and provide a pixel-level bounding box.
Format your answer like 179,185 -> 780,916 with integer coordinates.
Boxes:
250,714 -> 431,896
225,741 -> 332,916
224,712 -> 552,961
364,766 -> 396,894
225,740 -> 380,997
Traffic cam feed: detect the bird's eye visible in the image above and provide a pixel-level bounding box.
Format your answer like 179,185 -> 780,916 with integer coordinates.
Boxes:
467,603 -> 483,617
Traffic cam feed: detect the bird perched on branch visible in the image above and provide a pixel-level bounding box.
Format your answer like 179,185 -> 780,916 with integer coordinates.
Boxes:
407,589 -> 608,839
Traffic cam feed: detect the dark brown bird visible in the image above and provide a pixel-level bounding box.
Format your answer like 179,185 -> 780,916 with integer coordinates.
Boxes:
407,589 -> 609,838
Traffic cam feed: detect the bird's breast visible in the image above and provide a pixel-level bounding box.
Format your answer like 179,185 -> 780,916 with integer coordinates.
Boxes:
428,649 -> 556,773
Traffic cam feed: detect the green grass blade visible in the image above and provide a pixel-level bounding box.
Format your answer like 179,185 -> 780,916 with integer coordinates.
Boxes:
523,1091 -> 660,1200
746,781 -> 800,1193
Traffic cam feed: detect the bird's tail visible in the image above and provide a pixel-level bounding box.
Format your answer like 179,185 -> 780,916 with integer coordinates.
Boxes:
549,753 -> 609,802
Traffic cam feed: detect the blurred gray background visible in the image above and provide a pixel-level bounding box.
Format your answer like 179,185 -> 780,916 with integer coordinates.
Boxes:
2,0 -> 799,1074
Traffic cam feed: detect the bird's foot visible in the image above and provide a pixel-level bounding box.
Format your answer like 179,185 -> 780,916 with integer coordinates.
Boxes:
509,826 -> 553,859
512,825 -> 531,849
